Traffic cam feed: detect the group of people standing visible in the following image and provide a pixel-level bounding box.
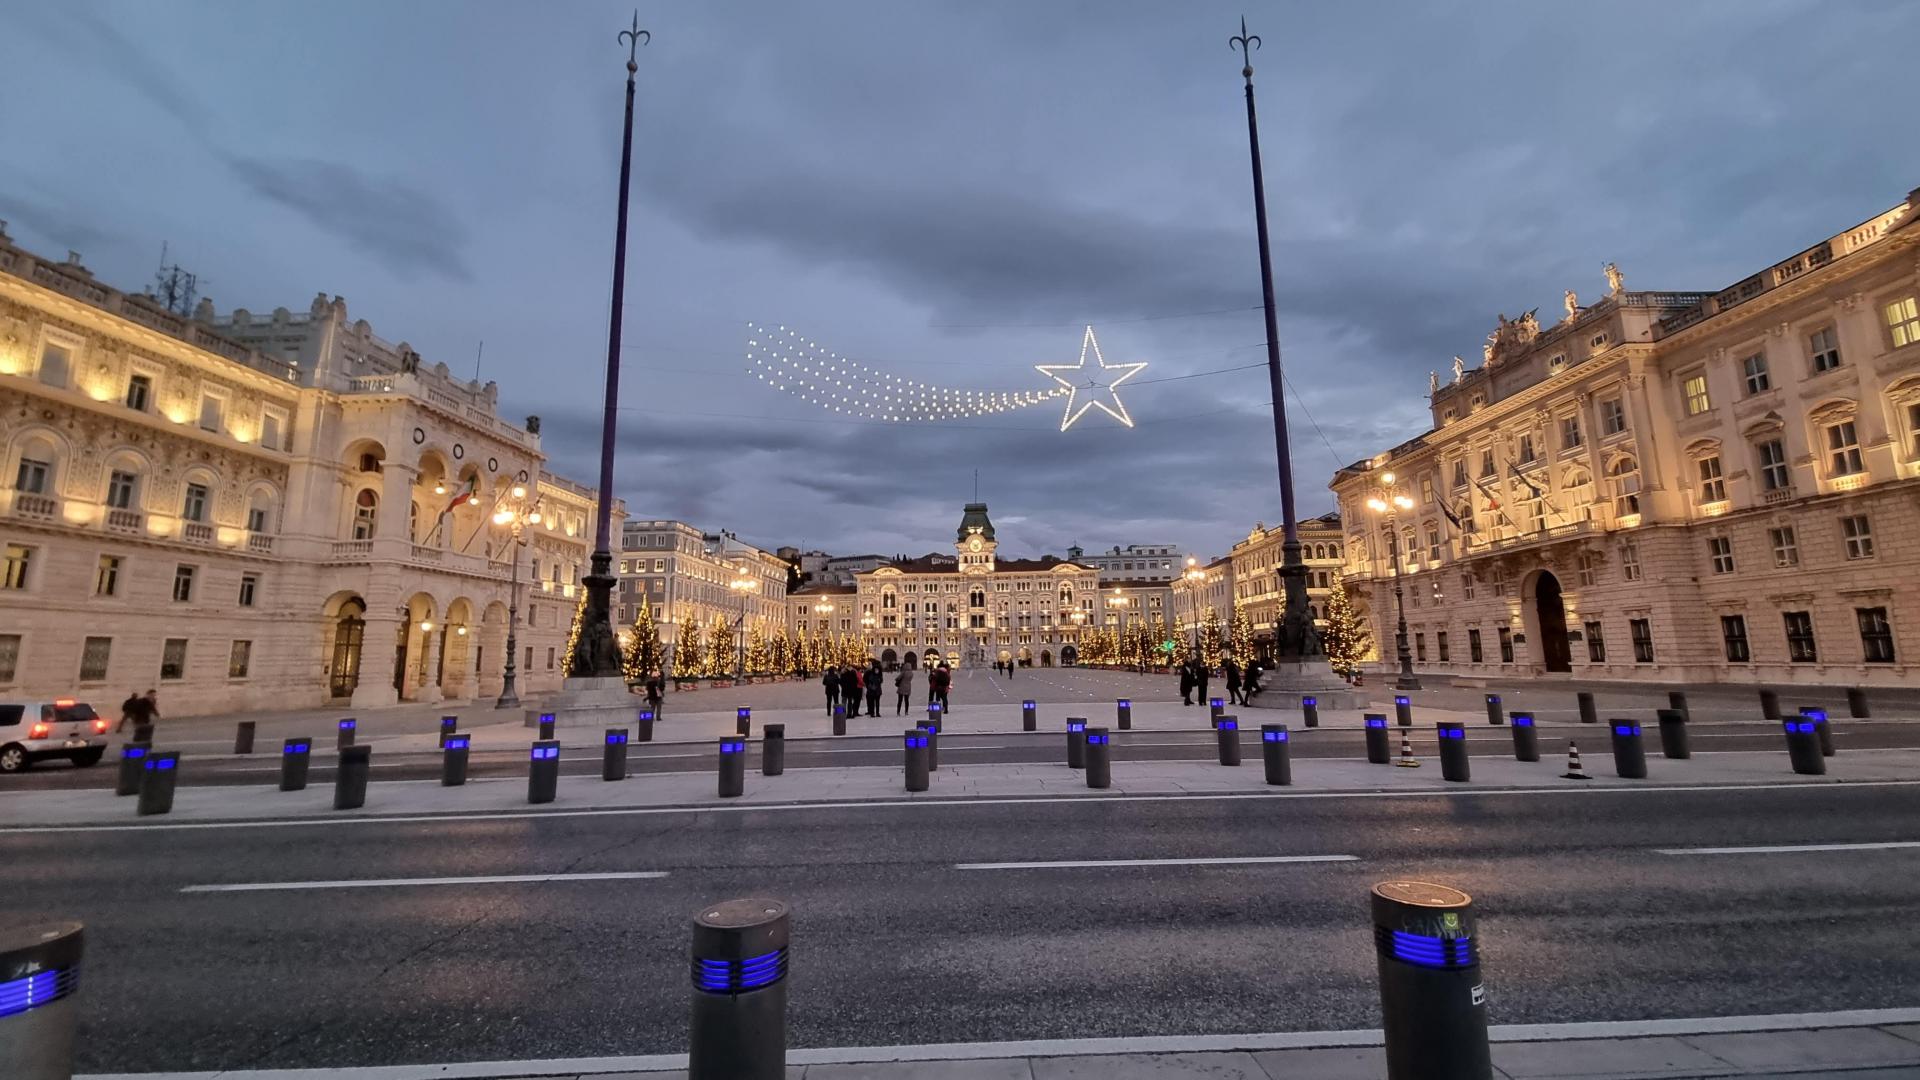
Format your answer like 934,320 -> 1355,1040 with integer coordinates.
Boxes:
824,661 -> 953,717
992,658 -> 1017,677
1179,656 -> 1258,707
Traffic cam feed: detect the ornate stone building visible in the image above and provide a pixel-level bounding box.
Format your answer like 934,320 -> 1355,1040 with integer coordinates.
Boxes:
1222,513 -> 1345,655
0,230 -> 619,715
618,520 -> 787,672
1332,187 -> 1920,686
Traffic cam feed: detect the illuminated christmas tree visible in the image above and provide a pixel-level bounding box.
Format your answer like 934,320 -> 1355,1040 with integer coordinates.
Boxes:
1322,573 -> 1371,679
745,622 -> 771,674
1230,604 -> 1254,662
621,602 -> 662,682
769,628 -> 789,676
560,591 -> 588,677
1171,626 -> 1192,669
1200,607 -> 1224,668
672,617 -> 703,679
705,616 -> 734,678
841,634 -> 865,669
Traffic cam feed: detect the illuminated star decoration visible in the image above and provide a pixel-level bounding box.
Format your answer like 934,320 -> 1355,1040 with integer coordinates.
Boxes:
1033,326 -> 1148,432
746,323 -> 1068,422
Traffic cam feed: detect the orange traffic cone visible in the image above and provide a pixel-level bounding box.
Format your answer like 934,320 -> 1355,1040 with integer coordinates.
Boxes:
1561,741 -> 1591,780
1394,734 -> 1421,768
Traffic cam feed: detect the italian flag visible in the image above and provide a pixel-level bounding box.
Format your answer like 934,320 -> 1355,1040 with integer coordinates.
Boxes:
444,475 -> 479,513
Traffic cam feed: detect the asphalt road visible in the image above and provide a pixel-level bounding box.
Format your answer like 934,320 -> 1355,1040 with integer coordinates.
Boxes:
5,782 -> 1919,1072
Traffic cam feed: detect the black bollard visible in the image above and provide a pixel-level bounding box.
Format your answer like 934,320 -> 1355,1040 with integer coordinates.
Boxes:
1667,691 -> 1690,722
921,716 -> 941,771
234,720 -> 256,755
1799,707 -> 1835,757
1117,698 -> 1133,730
1301,695 -> 1320,728
336,717 -> 356,750
528,740 -> 559,804
1783,717 -> 1825,775
1395,695 -> 1413,727
1066,718 -> 1087,769
1216,715 -> 1242,766
1576,691 -> 1597,725
132,722 -> 154,744
1609,720 -> 1647,779
280,738 -> 312,791
637,708 -> 656,742
1759,689 -> 1780,720
718,736 -> 746,798
1848,687 -> 1870,718
903,729 -> 929,792
736,707 -> 752,738
1436,722 -> 1470,783
761,724 -> 784,777
115,743 -> 149,796
831,704 -> 846,736
0,920 -> 85,1080
1261,724 -> 1292,786
604,728 -> 629,781
442,734 -> 470,786
136,752 -> 180,816
1365,714 -> 1391,764
538,712 -> 556,740
688,898 -> 790,1080
1508,713 -> 1539,762
1484,694 -> 1502,726
334,745 -> 370,809
1209,698 -> 1224,725
926,701 -> 943,728
1022,699 -> 1037,731
1655,708 -> 1690,760
1372,880 -> 1492,1080
439,715 -> 458,747
1084,726 -> 1112,789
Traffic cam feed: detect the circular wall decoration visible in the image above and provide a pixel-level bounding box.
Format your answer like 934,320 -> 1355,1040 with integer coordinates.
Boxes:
487,457 -> 499,473
516,469 -> 530,483
452,444 -> 465,460
412,427 -> 426,445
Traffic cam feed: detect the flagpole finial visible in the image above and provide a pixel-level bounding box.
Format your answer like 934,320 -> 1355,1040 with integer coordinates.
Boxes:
619,11 -> 650,74
1230,17 -> 1261,82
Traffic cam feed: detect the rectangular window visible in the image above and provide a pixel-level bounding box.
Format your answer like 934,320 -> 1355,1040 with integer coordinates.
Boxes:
228,640 -> 252,679
1770,526 -> 1799,568
3,544 -> 30,590
1721,615 -> 1750,662
1560,415 -> 1582,449
1709,537 -> 1734,574
95,555 -> 120,597
14,456 -> 50,494
1496,627 -> 1514,663
126,374 -> 152,412
654,558 -> 665,572
1741,353 -> 1770,395
260,408 -> 285,451
1697,457 -> 1725,504
1683,373 -> 1711,416
1436,632 -> 1450,662
199,391 -> 226,432
1426,526 -> 1441,563
1841,514 -> 1874,559
1825,421 -> 1862,475
1601,397 -> 1627,435
1479,450 -> 1495,479
0,634 -> 17,683
182,483 -> 209,523
1808,327 -> 1842,373
1578,552 -> 1598,587
1585,620 -> 1606,663
107,470 -> 138,510
1468,628 -> 1484,663
1910,403 -> 1920,459
1886,295 -> 1920,349
172,565 -> 195,603
160,638 -> 188,681
1857,607 -> 1895,663
1548,353 -> 1566,374
247,506 -> 268,533
1757,439 -> 1790,491
1421,476 -> 1434,504
238,573 -> 259,607
1451,460 -> 1467,489
1415,633 -> 1427,663
38,343 -> 70,387
546,647 -> 555,669
79,636 -> 112,682
1518,433 -> 1537,463
1630,618 -> 1655,663
1461,573 -> 1475,601
1783,611 -> 1817,663
1621,542 -> 1641,582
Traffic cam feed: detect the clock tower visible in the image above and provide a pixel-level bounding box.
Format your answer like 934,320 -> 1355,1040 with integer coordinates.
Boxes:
955,502 -> 997,574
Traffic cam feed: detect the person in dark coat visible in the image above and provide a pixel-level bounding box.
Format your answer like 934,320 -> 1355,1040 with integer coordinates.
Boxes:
823,665 -> 840,715
841,666 -> 862,716
1223,657 -> 1243,707
1178,660 -> 1195,706
1194,658 -> 1211,707
645,670 -> 665,716
894,665 -> 915,715
932,663 -> 952,713
865,660 -> 884,717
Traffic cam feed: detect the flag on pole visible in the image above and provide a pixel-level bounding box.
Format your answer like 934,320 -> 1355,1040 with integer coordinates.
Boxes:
1472,474 -> 1516,528
1507,463 -> 1563,520
443,474 -> 479,514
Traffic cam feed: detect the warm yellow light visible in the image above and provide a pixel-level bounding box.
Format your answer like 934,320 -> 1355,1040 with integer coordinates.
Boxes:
1394,495 -> 1414,510
420,620 -> 435,632
456,625 -> 468,636
511,485 -> 527,499
164,408 -> 190,424
1366,497 -> 1388,512
528,512 -> 541,524
1381,471 -> 1396,485
492,510 -> 512,525
62,503 -> 96,526
433,483 -> 447,495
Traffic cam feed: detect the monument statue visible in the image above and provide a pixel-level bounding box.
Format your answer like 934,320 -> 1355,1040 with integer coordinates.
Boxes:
1604,262 -> 1625,295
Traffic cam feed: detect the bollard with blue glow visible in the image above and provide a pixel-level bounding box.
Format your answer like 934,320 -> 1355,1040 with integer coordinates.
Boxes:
1667,690 -> 1690,723
903,729 -> 929,791
1759,689 -> 1780,720
1066,718 -> 1087,769
736,707 -> 752,738
336,717 -> 356,750
1021,699 -> 1037,731
1261,724 -> 1292,786
528,739 -> 560,804
1209,698 -> 1224,725
1436,722 -> 1470,783
441,734 -> 470,786
688,898 -> 790,1080
1301,695 -> 1319,728
917,722 -> 939,772
1372,880 -> 1491,1080
335,745 -> 370,809
604,728 -> 629,781
439,715 -> 458,748
1084,726 -> 1112,789
831,703 -> 846,736
1608,719 -> 1647,779
234,720 -> 256,754
761,723 -> 785,776
137,751 -> 180,816
1782,717 -> 1825,775
1847,687 -> 1870,718
538,712 -> 556,740
1483,694 -> 1502,726
0,921 -> 84,1080
281,738 -> 312,791
1577,691 -> 1597,725
1116,698 -> 1132,730
637,708 -> 656,742
926,701 -> 942,729
1508,713 -> 1539,762
718,736 -> 746,798
1216,715 -> 1242,766
1799,707 -> 1834,757
1395,695 -> 1413,727
1654,708 -> 1690,760
114,743 -> 149,797
1365,714 -> 1391,764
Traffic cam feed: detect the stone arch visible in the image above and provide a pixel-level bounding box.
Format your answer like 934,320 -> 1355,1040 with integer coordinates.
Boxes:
1040,649 -> 1052,667
243,480 -> 282,534
322,592 -> 368,699
1519,567 -> 1572,673
7,425 -> 68,500
441,597 -> 478,697
179,463 -> 222,524
343,438 -> 387,474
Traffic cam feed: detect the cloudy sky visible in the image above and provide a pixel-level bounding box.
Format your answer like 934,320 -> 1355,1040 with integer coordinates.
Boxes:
6,1 -> 1915,561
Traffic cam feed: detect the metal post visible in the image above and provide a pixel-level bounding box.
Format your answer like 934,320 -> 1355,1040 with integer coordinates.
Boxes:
114,743 -> 148,796
1022,700 -> 1037,730
1216,715 -> 1241,766
1655,708 -> 1690,760
1365,714 -> 1391,764
1799,707 -> 1835,757
280,738 -> 312,790
1847,687 -> 1870,718
1436,722 -> 1470,783
1667,691 -> 1690,722
1116,698 -> 1132,730
737,707 -> 752,738
903,729 -> 929,791
538,712 -> 556,740
637,708 -> 656,742
1066,718 -> 1087,769
1084,726 -> 1111,789
1508,713 -> 1538,762
1371,880 -> 1491,1080
1483,694 -> 1502,726
0,921 -> 84,1080
1576,691 -> 1597,725
1608,720 -> 1647,779
718,736 -> 746,798
688,897 -> 789,1080
1759,689 -> 1780,720
1395,695 -> 1413,728
439,715 -> 458,748
1782,718 -> 1825,775
920,720 -> 940,771
136,751 -> 179,815
529,739 -> 560,804
604,728 -> 629,781
442,734 -> 470,786
832,704 -> 846,736
1209,698 -> 1224,725
334,745 -> 370,809
497,532 -> 523,709
1261,723 -> 1291,785
336,717 -> 356,750
762,724 -> 785,776
1301,695 -> 1319,728
234,720 -> 256,754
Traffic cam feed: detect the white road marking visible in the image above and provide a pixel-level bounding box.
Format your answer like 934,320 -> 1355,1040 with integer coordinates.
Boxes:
955,854 -> 1357,870
809,745 -> 1009,754
1653,840 -> 1920,856
180,870 -> 669,893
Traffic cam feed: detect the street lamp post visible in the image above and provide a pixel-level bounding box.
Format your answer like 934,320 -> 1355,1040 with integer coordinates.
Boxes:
1365,471 -> 1422,690
491,486 -> 541,708
1182,557 -> 1206,652
728,565 -> 754,682
813,601 -> 834,673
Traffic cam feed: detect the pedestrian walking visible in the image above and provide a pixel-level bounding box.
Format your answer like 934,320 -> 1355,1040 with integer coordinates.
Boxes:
1223,657 -> 1242,708
932,662 -> 952,714
117,689 -> 144,733
1194,659 -> 1211,707
823,665 -> 840,715
645,670 -> 665,715
1242,661 -> 1260,705
1179,659 -> 1195,706
894,665 -> 914,715
865,660 -> 884,717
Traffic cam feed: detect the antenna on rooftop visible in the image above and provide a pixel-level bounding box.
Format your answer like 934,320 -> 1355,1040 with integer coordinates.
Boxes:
149,242 -> 201,316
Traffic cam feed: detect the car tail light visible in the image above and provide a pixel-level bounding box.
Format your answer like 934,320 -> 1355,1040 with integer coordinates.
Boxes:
29,722 -> 51,739
93,718 -> 111,734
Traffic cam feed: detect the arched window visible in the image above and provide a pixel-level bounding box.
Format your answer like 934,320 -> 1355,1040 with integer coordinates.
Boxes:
247,487 -> 279,533
1608,457 -> 1641,518
969,588 -> 985,609
409,500 -> 423,542
12,434 -> 58,495
1330,542 -> 1341,559
352,489 -> 379,540
882,587 -> 896,609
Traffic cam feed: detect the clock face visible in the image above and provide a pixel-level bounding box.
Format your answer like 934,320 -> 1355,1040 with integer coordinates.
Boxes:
969,537 -> 982,552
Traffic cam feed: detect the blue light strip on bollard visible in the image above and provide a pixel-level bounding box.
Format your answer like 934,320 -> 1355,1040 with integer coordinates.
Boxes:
1438,727 -> 1465,740
0,966 -> 79,1018
124,745 -> 148,759
691,947 -> 788,993
1785,720 -> 1817,734
1263,729 -> 1288,742
282,742 -> 308,755
1023,700 -> 1035,708
1087,733 -> 1109,745
147,756 -> 176,771
1395,695 -> 1410,706
1613,723 -> 1640,737
720,740 -> 745,754
929,703 -> 942,714
1365,716 -> 1387,729
1510,713 -> 1534,727
607,732 -> 628,745
539,713 -> 555,725
1377,928 -> 1476,969
445,736 -> 470,750
906,734 -> 927,748
640,710 -> 655,722
1486,694 -> 1500,703
1301,696 -> 1316,707
1800,708 -> 1828,721
738,708 -> 750,719
1067,720 -> 1086,732
531,745 -> 560,760
1219,719 -> 1238,731
339,720 -> 355,730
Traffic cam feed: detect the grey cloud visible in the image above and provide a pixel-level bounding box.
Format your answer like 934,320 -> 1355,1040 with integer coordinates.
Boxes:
223,156 -> 472,280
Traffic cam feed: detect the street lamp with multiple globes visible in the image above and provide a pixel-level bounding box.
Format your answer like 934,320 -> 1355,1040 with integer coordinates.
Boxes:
489,484 -> 542,708
1364,471 -> 1422,690
1181,556 -> 1207,649
727,564 -> 756,681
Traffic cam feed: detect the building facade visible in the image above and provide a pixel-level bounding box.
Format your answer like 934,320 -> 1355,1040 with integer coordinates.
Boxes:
1224,514 -> 1345,652
1066,542 -> 1185,582
1331,187 -> 1920,686
0,230 -> 619,715
618,520 -> 787,671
